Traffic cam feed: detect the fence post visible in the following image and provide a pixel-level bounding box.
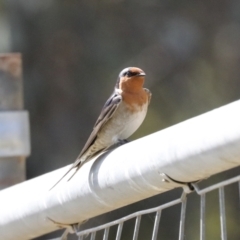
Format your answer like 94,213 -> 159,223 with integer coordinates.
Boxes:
0,53 -> 30,189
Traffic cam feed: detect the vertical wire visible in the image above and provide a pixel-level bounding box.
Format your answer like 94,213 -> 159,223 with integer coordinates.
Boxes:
200,194 -> 206,240
179,197 -> 187,240
238,181 -> 240,208
133,216 -> 141,240
219,187 -> 227,240
103,228 -> 109,240
115,222 -> 123,240
59,229 -> 69,240
151,211 -> 162,240
90,232 -> 96,240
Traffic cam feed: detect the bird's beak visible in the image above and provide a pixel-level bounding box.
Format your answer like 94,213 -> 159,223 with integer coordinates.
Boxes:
138,72 -> 146,76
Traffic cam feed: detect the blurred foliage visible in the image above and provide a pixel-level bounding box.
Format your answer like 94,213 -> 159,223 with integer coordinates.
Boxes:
2,0 -> 240,239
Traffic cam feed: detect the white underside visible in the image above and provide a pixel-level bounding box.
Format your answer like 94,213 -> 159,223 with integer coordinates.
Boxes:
97,102 -> 149,146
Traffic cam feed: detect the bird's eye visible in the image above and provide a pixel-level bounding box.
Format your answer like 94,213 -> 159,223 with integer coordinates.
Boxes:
126,71 -> 138,77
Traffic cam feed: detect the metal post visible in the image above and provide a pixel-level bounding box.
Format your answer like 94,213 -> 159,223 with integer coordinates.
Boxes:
0,53 -> 30,189
219,187 -> 227,240
200,194 -> 206,240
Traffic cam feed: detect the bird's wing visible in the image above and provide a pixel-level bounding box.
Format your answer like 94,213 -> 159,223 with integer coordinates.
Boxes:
76,91 -> 122,161
49,91 -> 122,190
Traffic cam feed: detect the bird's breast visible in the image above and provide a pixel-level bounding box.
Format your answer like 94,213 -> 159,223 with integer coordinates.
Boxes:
117,102 -> 148,139
97,100 -> 148,145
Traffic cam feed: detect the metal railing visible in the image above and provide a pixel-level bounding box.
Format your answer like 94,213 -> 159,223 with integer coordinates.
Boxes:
2,99 -> 240,240
57,174 -> 240,240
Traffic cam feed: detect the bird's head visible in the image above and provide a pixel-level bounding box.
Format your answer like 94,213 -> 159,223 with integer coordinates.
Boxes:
116,67 -> 146,91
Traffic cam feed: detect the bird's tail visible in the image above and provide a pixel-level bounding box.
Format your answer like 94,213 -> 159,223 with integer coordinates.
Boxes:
49,149 -> 107,191
49,163 -> 80,191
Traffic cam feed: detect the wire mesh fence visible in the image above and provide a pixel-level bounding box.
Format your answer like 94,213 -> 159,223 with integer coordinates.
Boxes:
50,170 -> 240,240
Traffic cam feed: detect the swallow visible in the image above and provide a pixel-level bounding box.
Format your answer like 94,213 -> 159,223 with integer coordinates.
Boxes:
51,67 -> 151,189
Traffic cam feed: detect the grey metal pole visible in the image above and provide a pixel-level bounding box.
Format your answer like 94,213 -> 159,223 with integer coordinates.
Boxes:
0,53 -> 30,189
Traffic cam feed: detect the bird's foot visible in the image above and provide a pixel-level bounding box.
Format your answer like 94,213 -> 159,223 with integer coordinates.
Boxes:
117,139 -> 129,146
104,139 -> 129,152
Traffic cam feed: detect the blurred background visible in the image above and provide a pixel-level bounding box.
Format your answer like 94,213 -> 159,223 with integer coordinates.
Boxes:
1,0 -> 240,239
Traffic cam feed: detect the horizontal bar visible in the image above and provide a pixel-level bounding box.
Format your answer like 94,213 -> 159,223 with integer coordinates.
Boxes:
1,100 -> 240,239
196,175 -> 240,195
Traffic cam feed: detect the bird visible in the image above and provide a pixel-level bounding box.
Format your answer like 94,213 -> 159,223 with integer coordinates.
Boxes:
51,67 -> 151,189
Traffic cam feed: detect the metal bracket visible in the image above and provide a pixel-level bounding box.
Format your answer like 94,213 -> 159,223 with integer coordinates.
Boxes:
47,217 -> 78,234
0,111 -> 30,157
47,217 -> 88,239
159,173 -> 196,194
